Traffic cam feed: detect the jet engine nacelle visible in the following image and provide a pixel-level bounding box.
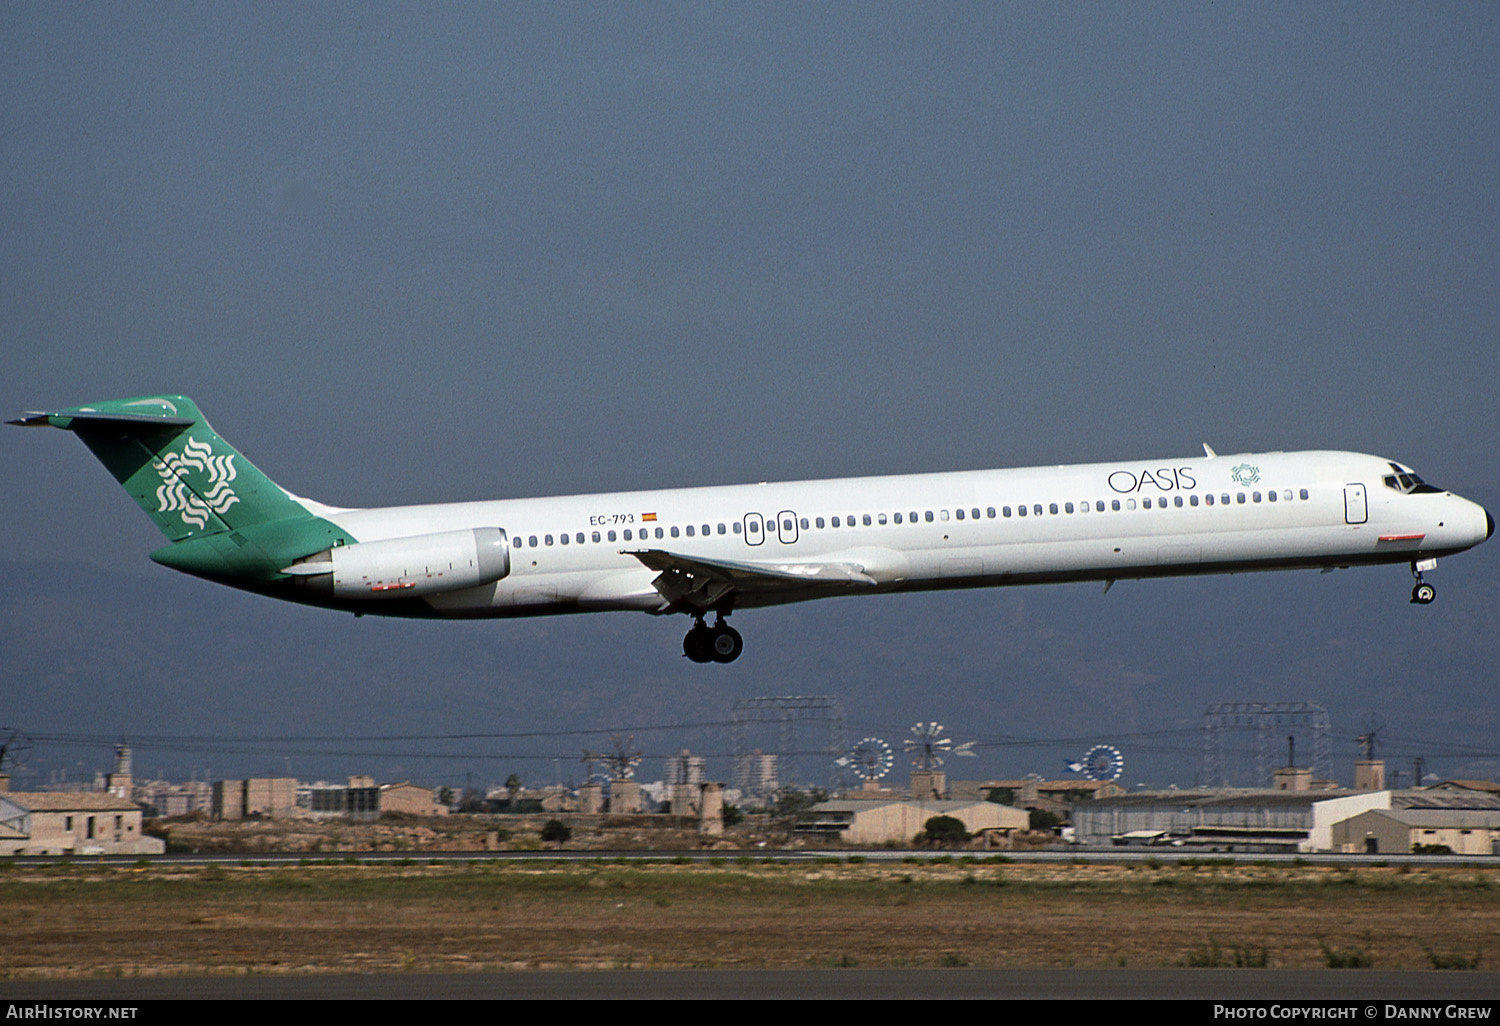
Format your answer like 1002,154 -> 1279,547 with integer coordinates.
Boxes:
284,527 -> 510,599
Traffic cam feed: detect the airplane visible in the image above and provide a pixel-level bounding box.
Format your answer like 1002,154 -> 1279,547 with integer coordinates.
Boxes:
11,395 -> 1493,664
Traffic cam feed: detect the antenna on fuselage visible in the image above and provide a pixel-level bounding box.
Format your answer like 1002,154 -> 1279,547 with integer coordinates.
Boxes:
1202,443 -> 1217,458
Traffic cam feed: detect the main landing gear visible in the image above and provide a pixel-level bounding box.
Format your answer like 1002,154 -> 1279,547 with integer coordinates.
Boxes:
683,613 -> 743,664
1410,560 -> 1436,605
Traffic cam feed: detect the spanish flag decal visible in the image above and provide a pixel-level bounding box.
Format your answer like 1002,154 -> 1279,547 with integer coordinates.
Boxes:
641,512 -> 658,522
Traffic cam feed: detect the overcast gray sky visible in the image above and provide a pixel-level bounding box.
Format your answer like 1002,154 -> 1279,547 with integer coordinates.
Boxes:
3,3 -> 1497,789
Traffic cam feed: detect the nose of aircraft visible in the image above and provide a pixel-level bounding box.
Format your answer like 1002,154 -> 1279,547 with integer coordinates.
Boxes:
1487,509 -> 1495,542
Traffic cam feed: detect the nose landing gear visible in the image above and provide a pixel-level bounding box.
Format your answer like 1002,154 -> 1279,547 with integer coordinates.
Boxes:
683,613 -> 743,663
1410,560 -> 1436,605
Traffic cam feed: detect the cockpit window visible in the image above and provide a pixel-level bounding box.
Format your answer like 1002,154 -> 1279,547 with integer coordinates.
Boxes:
1384,471 -> 1443,495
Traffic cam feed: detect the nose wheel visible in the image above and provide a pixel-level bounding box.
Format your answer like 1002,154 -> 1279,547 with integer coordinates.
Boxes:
683,615 -> 743,663
1410,561 -> 1436,605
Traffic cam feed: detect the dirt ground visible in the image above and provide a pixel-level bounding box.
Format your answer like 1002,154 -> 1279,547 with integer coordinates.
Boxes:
3,859 -> 1497,978
148,811 -> 1057,854
154,811 -> 736,853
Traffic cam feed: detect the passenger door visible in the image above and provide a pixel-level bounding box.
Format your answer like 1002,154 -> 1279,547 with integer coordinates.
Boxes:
1344,483 -> 1367,525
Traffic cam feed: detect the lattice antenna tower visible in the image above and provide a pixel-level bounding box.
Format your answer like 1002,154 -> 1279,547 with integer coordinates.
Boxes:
731,697 -> 847,789
1200,702 -> 1331,787
0,729 -> 32,781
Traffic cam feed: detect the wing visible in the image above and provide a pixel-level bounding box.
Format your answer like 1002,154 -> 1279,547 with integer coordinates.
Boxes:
624,548 -> 882,611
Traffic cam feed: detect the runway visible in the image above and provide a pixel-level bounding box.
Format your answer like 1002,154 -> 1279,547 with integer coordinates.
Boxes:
4,969 -> 1500,1001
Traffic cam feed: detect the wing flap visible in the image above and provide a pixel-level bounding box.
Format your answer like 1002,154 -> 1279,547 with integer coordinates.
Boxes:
624,548 -> 879,587
623,547 -> 891,612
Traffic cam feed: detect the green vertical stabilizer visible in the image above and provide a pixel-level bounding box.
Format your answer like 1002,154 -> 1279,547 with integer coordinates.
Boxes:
11,395 -> 353,579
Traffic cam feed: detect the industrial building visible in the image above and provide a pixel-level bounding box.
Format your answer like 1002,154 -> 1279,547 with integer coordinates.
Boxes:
1072,784 -> 1500,852
799,798 -> 1029,846
304,778 -> 447,819
213,777 -> 298,819
1332,808 -> 1500,855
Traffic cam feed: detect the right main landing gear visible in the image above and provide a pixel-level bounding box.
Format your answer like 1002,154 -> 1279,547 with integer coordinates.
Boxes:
683,614 -> 743,664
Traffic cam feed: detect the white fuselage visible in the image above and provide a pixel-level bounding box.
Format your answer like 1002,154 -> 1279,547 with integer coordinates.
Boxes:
310,449 -> 1492,619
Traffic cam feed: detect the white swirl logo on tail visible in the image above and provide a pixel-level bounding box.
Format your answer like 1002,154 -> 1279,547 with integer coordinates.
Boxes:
152,436 -> 239,528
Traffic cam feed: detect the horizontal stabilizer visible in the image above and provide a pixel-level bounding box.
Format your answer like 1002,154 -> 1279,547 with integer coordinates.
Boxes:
9,409 -> 196,429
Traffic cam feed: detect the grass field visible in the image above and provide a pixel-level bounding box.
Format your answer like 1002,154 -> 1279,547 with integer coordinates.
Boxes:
2,858 -> 1496,977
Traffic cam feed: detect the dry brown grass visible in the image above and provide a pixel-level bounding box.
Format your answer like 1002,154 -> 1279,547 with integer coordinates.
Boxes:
2,859 -> 1497,977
